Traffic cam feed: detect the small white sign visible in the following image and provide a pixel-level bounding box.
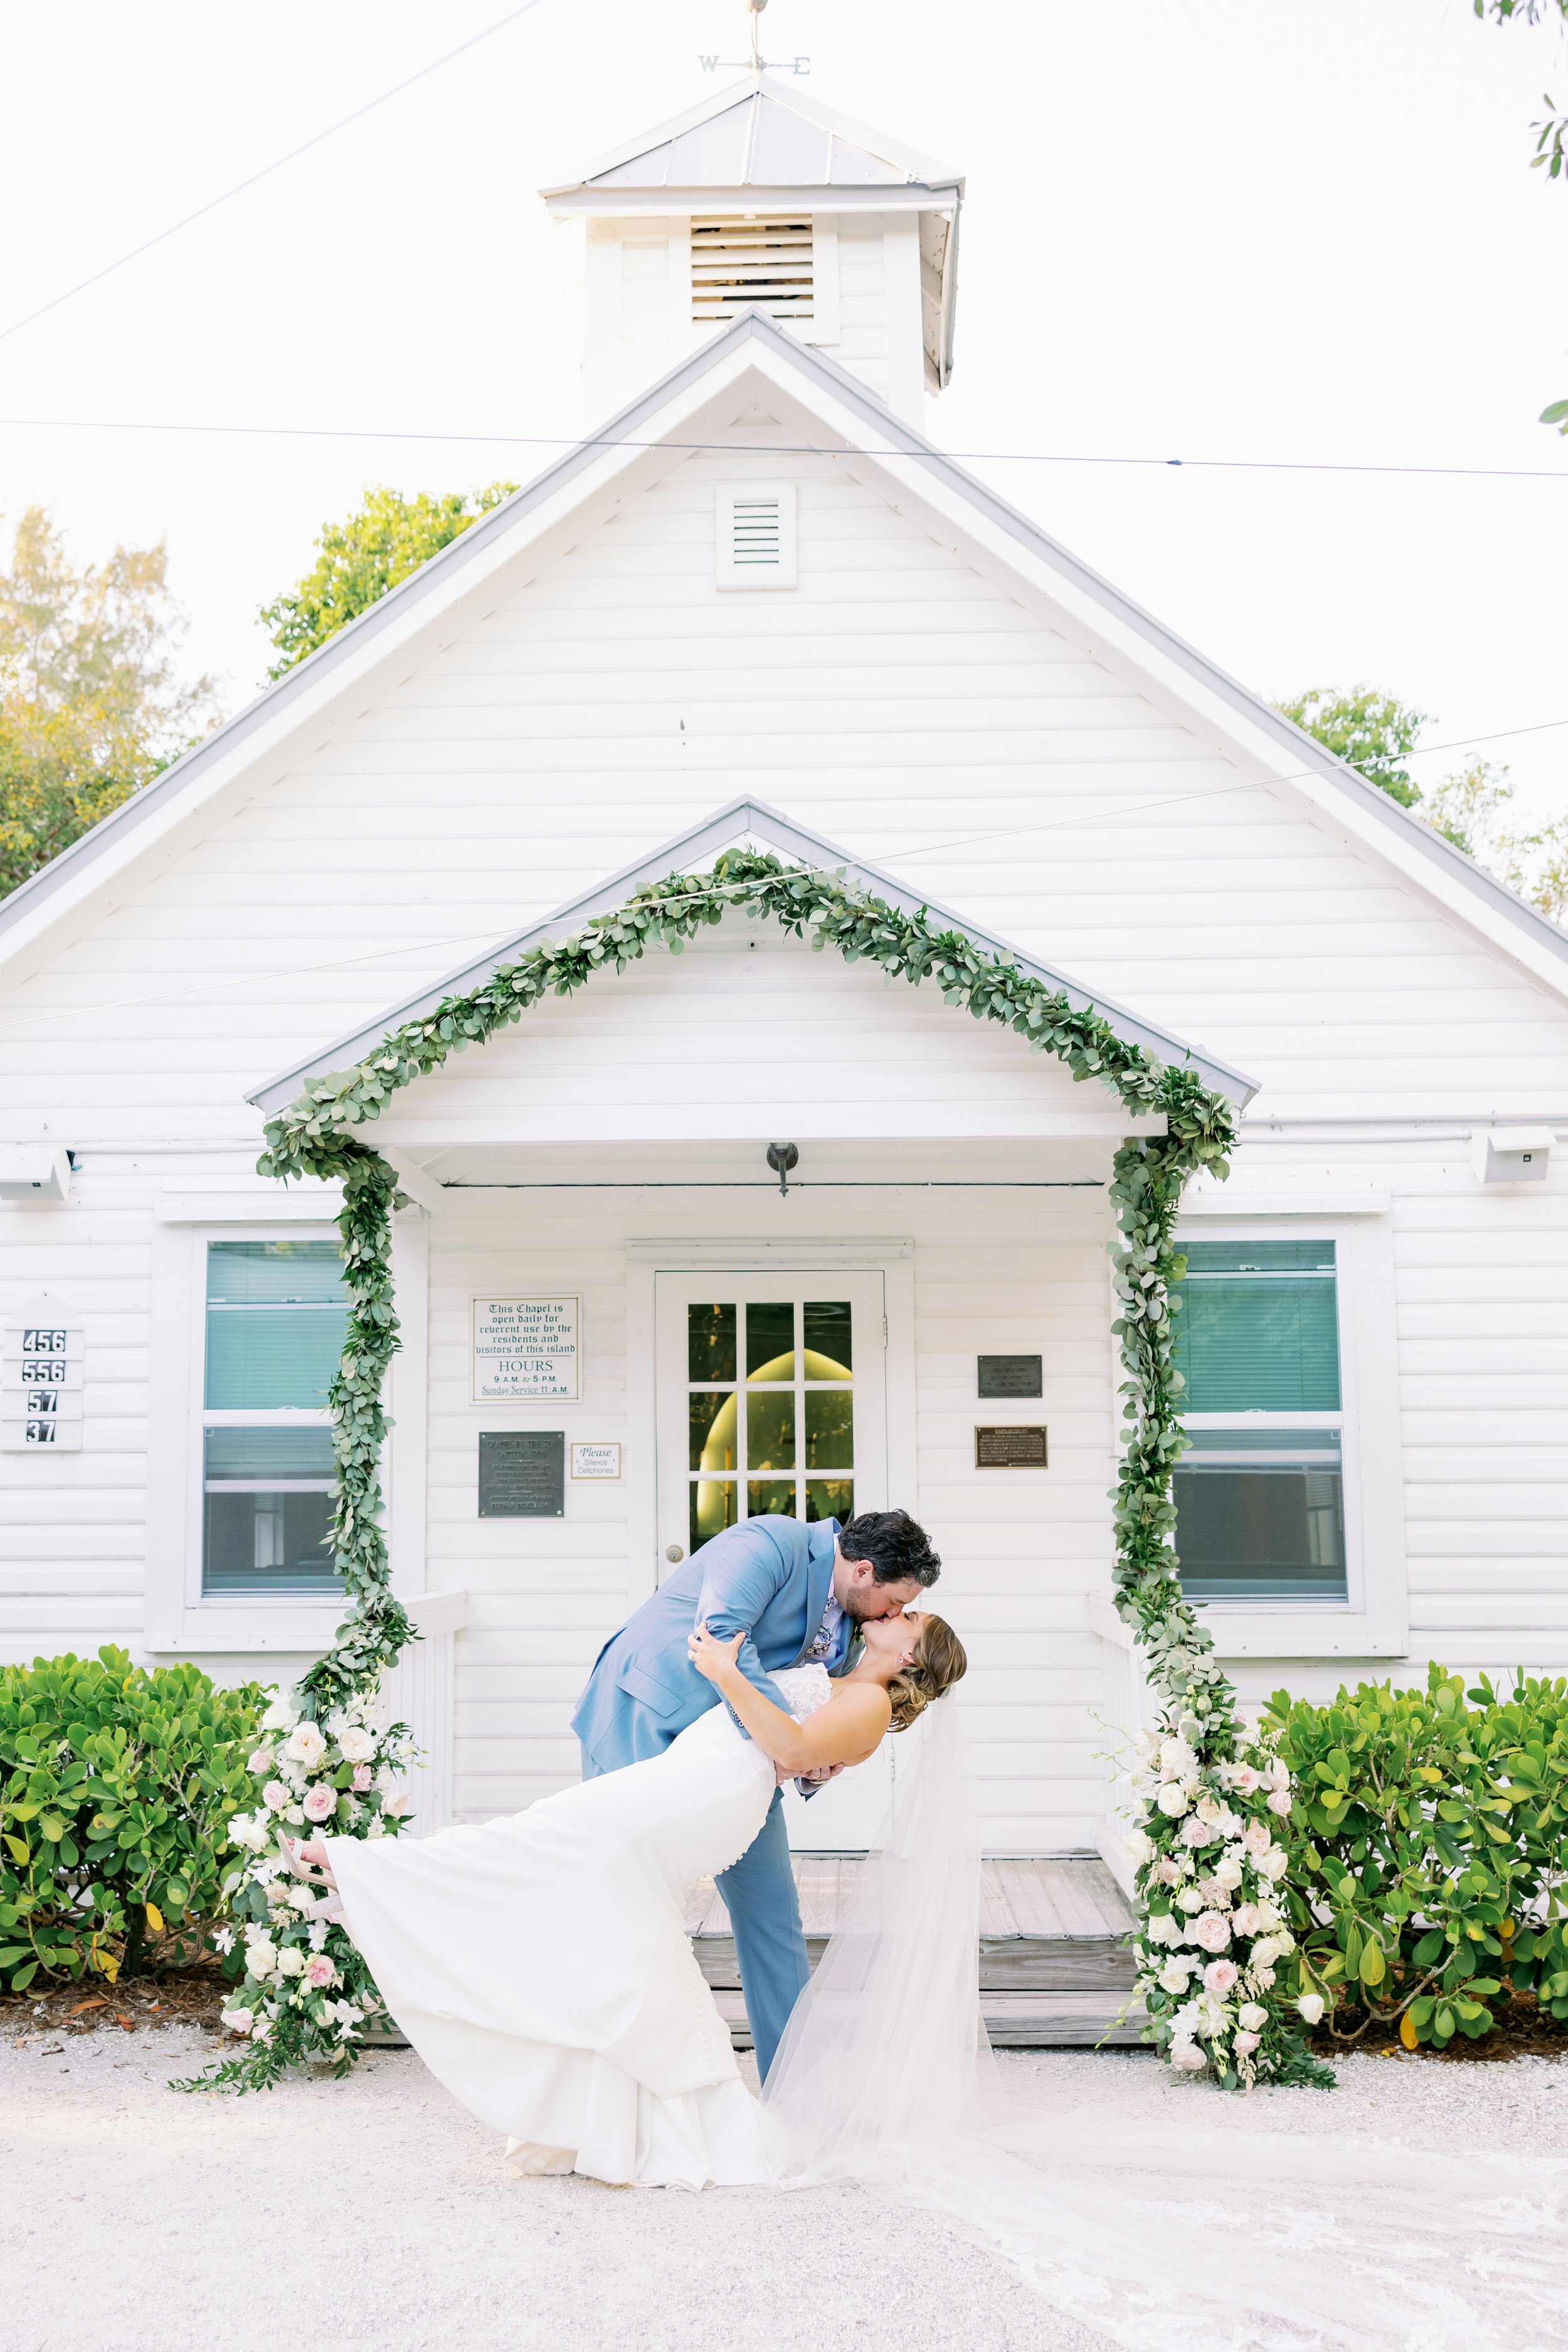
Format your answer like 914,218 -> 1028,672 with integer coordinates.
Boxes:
571,1441 -> 622,1481
472,1296 -> 580,1403
3,1293 -> 85,1450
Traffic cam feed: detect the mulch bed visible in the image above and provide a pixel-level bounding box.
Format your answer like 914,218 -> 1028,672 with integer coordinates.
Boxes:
1,1966 -> 230,2048
1310,1991 -> 1568,2065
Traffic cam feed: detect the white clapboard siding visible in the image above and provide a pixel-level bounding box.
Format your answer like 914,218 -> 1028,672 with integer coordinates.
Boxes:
3,417 -> 1568,1780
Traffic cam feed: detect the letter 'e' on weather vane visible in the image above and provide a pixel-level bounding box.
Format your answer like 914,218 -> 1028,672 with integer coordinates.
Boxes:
699,1 -> 810,77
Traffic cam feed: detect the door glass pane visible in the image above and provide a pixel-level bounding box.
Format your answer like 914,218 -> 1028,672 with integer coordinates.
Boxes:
1172,1241 -> 1340,1413
1175,1428 -> 1347,1602
205,1241 -> 347,1409
806,1478 -> 853,1524
691,1477 -> 738,1554
748,1478 -> 796,1520
804,1389 -> 853,1468
688,1303 -> 736,1384
804,1300 -> 852,1376
689,1390 -> 738,1473
746,1300 -> 795,1380
747,1391 -> 795,1472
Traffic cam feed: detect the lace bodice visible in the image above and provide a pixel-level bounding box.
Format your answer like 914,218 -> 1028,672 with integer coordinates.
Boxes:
772,1663 -> 833,1724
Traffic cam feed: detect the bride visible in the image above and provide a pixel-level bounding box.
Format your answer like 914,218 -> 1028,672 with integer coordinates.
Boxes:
289,1608 -> 967,2191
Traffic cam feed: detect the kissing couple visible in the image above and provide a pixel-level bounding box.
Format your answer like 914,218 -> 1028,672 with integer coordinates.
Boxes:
287,1507 -> 967,2186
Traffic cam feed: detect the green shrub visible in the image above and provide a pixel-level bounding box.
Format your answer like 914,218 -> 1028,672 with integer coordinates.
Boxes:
1264,1666 -> 1568,2050
0,1647 -> 265,1991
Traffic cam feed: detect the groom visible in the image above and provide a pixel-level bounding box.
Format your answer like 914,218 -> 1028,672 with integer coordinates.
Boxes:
572,1508 -> 941,2077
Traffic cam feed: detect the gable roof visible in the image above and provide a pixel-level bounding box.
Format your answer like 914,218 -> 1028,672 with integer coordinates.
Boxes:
245,797 -> 1261,1117
539,71 -> 963,206
3,310 -> 1565,997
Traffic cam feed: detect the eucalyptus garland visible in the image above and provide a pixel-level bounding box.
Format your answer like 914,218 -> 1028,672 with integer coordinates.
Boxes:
203,846 -> 1323,2089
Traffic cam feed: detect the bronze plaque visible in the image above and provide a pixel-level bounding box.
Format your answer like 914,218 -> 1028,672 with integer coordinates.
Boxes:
479,1430 -> 564,1517
975,1424 -> 1048,1470
977,1353 -> 1042,1399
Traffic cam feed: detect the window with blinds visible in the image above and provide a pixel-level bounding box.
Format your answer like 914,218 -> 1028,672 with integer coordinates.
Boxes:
1170,1240 -> 1348,1604
691,216 -> 813,324
201,1241 -> 345,1597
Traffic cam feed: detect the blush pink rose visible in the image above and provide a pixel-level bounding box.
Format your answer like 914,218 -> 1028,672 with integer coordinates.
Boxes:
1192,1910 -> 1232,1954
302,1785 -> 337,1823
352,1763 -> 373,1792
1203,1957 -> 1239,1996
1232,2029 -> 1261,2056
304,1954 -> 337,1989
1242,1818 -> 1273,1858
1267,1789 -> 1293,1816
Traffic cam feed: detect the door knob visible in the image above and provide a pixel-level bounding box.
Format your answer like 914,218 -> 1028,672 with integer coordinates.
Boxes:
665,1544 -> 685,1564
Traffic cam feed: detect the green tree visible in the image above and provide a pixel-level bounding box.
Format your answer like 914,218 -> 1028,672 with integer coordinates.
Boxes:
259,482 -> 518,678
1476,1 -> 1568,427
0,508 -> 217,901
1275,685 -> 1430,807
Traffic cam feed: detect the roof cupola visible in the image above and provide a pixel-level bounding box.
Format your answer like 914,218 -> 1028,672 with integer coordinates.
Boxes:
541,69 -> 963,429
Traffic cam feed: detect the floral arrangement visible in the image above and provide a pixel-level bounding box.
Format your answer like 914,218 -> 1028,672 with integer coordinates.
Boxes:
1126,1716 -> 1327,2088
176,1687 -> 420,2092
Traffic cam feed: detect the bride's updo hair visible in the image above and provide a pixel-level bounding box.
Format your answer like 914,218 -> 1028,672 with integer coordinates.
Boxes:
887,1615 -> 967,1732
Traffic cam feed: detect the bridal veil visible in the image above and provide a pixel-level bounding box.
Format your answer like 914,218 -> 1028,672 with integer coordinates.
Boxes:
761,1695 -> 1568,2352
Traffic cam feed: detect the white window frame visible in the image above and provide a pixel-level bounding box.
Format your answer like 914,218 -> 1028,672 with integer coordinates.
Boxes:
1170,1214 -> 1407,1661
145,1217 -> 351,1656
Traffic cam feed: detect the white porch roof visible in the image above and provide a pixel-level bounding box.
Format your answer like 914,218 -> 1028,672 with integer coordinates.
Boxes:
247,798 -> 1259,1121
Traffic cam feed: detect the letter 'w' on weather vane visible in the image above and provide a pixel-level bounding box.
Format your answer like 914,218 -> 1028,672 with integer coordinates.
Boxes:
699,0 -> 810,76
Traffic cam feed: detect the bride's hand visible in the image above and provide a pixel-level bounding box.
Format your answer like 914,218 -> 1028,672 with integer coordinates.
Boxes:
687,1621 -> 744,1683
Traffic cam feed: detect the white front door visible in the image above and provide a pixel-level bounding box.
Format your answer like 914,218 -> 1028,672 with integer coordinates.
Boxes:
654,1269 -> 893,1848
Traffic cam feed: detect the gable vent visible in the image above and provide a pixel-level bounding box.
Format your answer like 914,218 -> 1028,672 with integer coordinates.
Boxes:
715,484 -> 798,591
692,216 -> 813,325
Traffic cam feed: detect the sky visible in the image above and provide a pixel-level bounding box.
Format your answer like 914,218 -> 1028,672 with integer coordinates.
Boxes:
1,0 -> 1565,814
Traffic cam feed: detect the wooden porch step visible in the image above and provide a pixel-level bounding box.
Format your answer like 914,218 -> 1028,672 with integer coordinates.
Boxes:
711,1988 -> 1148,2050
686,1854 -> 1138,1997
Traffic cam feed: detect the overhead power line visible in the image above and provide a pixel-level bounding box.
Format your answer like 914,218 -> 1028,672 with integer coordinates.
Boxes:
1,410 -> 1565,482
0,1 -> 551,347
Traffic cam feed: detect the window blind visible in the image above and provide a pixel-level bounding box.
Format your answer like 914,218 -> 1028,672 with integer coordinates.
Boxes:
1171,1239 -> 1340,1414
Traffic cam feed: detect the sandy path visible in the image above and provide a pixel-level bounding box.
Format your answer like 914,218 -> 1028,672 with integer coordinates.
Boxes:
3,2030 -> 1565,2352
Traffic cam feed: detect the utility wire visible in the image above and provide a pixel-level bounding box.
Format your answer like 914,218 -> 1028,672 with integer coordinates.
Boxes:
1,409 -> 1565,483
0,1 -> 551,347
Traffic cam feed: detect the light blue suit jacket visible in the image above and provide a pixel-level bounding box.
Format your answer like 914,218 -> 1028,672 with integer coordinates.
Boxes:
571,1516 -> 844,1774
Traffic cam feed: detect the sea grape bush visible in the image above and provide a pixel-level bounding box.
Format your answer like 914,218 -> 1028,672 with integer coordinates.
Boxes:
1264,1666 -> 1568,2048
0,1647 -> 263,1990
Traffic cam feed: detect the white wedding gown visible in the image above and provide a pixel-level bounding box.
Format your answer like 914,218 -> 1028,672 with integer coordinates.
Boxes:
322,1666 -> 831,2189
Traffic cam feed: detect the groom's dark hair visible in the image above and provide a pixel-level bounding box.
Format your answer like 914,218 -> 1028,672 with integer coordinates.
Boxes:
838,1508 -> 941,1588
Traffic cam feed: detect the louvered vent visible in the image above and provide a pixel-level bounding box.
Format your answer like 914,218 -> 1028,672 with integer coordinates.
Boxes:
714,485 -> 798,590
691,216 -> 813,324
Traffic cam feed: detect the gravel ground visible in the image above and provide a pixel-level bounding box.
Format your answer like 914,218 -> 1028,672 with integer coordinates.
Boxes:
2,2025 -> 1565,2352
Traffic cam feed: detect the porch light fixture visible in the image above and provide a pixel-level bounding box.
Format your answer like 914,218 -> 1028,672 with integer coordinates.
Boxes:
766,1141 -> 799,1197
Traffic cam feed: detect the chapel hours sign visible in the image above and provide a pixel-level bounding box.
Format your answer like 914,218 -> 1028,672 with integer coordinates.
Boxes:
471,1296 -> 580,1404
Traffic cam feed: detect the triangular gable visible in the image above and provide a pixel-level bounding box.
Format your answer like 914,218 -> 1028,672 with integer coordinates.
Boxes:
4,312 -> 1564,1000
246,799 -> 1258,1118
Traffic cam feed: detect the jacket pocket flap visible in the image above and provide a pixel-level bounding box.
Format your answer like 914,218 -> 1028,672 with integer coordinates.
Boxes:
616,1661 -> 686,1720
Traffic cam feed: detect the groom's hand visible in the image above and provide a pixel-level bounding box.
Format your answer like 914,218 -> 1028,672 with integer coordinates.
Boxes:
797,1762 -> 846,1786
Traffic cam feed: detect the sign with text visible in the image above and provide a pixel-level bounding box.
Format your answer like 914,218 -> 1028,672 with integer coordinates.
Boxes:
974,1424 -> 1048,1469
479,1430 -> 565,1518
3,1293 -> 85,1450
471,1296 -> 580,1403
571,1441 -> 622,1480
977,1353 -> 1042,1399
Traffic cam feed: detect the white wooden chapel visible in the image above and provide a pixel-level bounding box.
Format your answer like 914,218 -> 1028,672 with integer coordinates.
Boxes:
3,65 -> 1567,1889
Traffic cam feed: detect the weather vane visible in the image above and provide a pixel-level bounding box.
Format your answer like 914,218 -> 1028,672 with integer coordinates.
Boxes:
699,0 -> 809,77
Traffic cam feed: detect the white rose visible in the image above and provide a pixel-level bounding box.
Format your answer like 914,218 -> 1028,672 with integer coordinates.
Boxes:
1159,1737 -> 1197,1780
1237,2001 -> 1269,2033
1254,1901 -> 1285,1932
1267,1789 -> 1293,1817
1213,1855 -> 1244,1891
275,1946 -> 305,1978
1257,1845 -> 1290,1882
1194,1794 -> 1224,1826
260,1697 -> 297,1733
1125,1829 -> 1155,1868
1296,1992 -> 1325,2026
1157,1783 -> 1190,1818
1145,1910 -> 1184,1948
337,1726 -> 376,1765
1170,2041 -> 1207,2072
1158,1957 -> 1197,1995
284,1722 -> 328,1769
246,1938 -> 278,1978
1176,1886 -> 1205,1914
